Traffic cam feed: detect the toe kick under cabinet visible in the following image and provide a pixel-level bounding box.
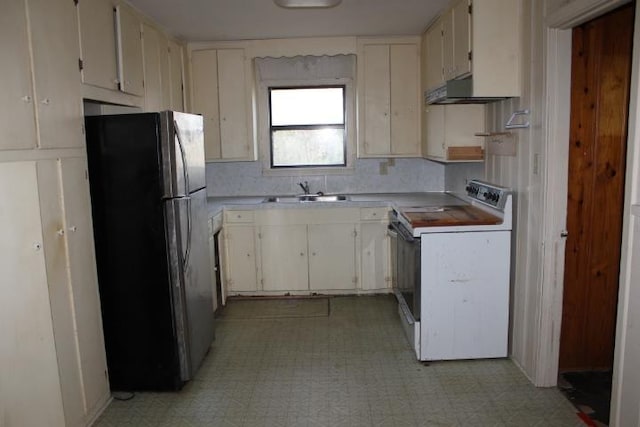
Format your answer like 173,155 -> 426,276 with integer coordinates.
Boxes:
221,206 -> 391,296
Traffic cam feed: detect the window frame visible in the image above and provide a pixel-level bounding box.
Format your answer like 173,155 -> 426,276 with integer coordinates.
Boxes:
268,85 -> 347,169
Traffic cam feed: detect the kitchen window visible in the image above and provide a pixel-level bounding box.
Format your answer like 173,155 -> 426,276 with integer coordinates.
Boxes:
269,86 -> 346,168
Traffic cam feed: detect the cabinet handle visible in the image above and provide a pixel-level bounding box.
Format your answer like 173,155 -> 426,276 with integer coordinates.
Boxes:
300,252 -> 305,256
22,95 -> 32,103
69,226 -> 77,232
41,98 -> 50,105
33,242 -> 42,251
57,229 -> 65,236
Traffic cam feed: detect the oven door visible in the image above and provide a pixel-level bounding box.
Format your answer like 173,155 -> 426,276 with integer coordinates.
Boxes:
389,220 -> 421,321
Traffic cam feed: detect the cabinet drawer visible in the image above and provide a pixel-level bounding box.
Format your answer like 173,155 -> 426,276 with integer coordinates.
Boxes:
360,207 -> 389,221
224,210 -> 254,223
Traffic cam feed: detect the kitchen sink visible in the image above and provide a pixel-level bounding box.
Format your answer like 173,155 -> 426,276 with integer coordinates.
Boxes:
262,195 -> 350,203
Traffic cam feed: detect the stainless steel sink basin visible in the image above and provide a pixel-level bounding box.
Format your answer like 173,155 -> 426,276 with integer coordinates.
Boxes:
262,194 -> 350,203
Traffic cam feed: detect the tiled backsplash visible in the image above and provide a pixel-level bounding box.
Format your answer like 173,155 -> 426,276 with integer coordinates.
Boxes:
206,158 -> 447,197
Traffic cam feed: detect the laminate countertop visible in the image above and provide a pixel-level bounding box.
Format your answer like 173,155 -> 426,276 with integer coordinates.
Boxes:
207,192 -> 466,217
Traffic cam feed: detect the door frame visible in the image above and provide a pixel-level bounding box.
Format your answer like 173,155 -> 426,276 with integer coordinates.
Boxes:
539,0 -> 639,424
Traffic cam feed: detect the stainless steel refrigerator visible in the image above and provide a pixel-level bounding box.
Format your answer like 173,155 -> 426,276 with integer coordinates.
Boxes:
85,111 -> 214,391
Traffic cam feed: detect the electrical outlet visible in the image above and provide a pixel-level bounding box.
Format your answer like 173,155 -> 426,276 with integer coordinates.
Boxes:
387,158 -> 395,167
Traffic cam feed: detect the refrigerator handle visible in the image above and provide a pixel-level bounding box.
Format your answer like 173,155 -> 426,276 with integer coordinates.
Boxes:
174,120 -> 193,268
173,120 -> 191,196
184,196 -> 192,269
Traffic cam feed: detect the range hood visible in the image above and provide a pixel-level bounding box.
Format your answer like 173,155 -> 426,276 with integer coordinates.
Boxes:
425,78 -> 507,105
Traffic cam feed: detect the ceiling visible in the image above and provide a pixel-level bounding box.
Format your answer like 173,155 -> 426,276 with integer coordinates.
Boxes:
125,0 -> 449,42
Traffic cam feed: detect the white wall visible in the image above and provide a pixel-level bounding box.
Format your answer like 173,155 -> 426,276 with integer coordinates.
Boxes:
487,1 -> 640,425
485,0 -> 547,382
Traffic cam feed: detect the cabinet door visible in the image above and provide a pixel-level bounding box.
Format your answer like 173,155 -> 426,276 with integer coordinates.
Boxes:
59,158 -> 110,419
0,162 -> 66,426
142,23 -> 164,111
360,222 -> 390,291
191,49 -> 221,160
442,10 -> 454,80
78,0 -> 118,91
160,37 -> 171,110
425,104 -> 445,159
168,40 -> 185,111
362,44 -> 391,155
308,224 -> 357,290
225,225 -> 258,292
390,44 -> 420,156
217,49 -> 252,159
116,5 -> 144,96
260,225 -> 309,291
444,104 -> 485,148
452,0 -> 471,78
425,20 -> 444,91
0,0 -> 36,151
29,0 -> 83,149
208,222 -> 218,313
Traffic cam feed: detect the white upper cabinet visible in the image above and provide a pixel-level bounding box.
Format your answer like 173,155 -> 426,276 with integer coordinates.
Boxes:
443,0 -> 472,81
0,0 -> 36,151
168,41 -> 185,111
424,19 -> 444,93
191,49 -> 221,159
142,23 -> 164,111
358,38 -> 421,158
116,4 -> 144,96
452,0 -> 472,79
423,104 -> 485,161
424,0 -> 521,97
190,47 -> 255,161
217,49 -> 252,160
30,0 -> 84,149
78,0 -> 119,91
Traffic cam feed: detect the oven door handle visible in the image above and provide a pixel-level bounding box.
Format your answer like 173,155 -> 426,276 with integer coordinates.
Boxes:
390,221 -> 418,243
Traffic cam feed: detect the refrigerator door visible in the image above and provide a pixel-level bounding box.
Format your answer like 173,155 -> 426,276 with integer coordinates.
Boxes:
160,111 -> 206,198
164,188 -> 214,380
183,188 -> 215,373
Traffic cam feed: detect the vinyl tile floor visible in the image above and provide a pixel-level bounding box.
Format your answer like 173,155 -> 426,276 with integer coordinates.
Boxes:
94,295 -> 583,426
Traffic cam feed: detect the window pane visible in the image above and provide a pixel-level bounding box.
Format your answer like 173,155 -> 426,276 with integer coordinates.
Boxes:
271,88 -> 344,126
272,128 -> 345,167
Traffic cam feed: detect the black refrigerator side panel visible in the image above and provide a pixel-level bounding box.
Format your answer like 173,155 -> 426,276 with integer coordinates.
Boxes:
85,114 -> 183,391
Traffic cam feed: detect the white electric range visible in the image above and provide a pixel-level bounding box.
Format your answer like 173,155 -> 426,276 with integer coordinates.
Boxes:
389,180 -> 513,361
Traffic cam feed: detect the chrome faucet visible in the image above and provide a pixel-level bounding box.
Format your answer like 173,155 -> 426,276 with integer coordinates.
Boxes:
298,181 -> 310,194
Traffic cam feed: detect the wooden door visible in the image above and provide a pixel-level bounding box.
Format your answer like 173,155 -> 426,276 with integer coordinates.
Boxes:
559,3 -> 634,371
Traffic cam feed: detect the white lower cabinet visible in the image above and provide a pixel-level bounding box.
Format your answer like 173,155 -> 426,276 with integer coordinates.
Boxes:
222,207 -> 391,295
360,222 -> 391,291
308,223 -> 358,290
260,225 -> 309,291
0,159 -> 110,427
224,225 -> 258,292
